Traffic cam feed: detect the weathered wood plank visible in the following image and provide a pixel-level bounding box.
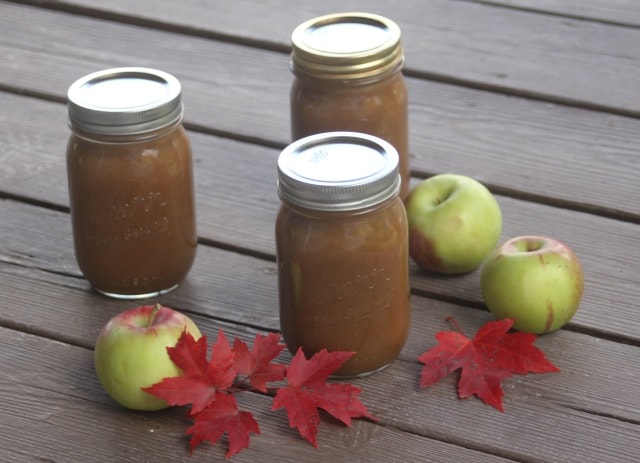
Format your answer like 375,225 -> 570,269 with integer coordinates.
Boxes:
0,202 -> 281,344
1,33 -> 639,222
15,0 -> 640,115
358,360 -> 640,463
471,0 -> 640,27
2,88 -> 640,340
1,201 -> 639,430
2,94 -> 640,343
1,2 -> 638,463
1,326 -> 520,463
1,264 -> 639,463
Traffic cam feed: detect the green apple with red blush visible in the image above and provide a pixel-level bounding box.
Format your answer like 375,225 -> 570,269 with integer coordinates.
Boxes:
480,235 -> 584,334
405,173 -> 502,274
94,304 -> 202,411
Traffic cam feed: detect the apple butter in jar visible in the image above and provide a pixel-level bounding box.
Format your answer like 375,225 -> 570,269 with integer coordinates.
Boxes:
276,132 -> 410,377
66,67 -> 197,299
290,13 -> 410,199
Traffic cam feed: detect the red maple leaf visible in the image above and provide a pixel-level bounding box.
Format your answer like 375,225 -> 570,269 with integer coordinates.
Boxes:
186,391 -> 259,459
272,348 -> 376,447
418,318 -> 559,412
144,330 -> 375,457
232,332 -> 286,392
143,329 -> 237,414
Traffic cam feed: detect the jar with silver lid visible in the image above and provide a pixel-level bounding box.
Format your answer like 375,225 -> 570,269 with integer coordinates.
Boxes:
275,131 -> 410,377
66,67 -> 197,299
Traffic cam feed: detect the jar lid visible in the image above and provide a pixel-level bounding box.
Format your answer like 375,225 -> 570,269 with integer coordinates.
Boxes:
67,67 -> 183,135
277,132 -> 400,211
291,12 -> 404,79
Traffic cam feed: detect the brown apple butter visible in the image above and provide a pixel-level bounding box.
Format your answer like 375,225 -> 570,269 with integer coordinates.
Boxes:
66,68 -> 197,299
290,13 -> 410,199
276,132 -> 410,377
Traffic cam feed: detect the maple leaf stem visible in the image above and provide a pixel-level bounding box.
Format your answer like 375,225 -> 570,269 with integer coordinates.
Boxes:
445,316 -> 466,337
229,375 -> 281,395
228,376 -> 253,393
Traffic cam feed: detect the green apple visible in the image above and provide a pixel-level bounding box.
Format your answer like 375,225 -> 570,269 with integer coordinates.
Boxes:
405,173 -> 502,274
94,304 -> 202,411
480,235 -> 584,334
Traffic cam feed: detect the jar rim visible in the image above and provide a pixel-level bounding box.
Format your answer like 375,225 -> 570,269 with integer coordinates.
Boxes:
277,132 -> 400,211
291,12 -> 404,79
67,67 -> 183,135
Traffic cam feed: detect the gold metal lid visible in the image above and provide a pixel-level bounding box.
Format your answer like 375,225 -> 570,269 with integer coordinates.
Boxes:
291,12 -> 404,79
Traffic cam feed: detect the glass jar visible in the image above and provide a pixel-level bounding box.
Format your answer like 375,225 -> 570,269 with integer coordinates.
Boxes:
290,12 -> 410,199
66,67 -> 197,299
276,132 -> 410,378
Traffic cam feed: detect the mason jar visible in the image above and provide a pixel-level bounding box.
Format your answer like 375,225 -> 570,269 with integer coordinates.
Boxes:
276,132 -> 410,377
290,12 -> 410,199
66,67 -> 197,299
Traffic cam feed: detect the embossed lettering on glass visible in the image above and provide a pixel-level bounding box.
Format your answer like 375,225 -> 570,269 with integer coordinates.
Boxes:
66,68 -> 197,299
276,132 -> 410,378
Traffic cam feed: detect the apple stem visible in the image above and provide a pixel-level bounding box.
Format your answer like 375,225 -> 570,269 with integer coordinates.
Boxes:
147,304 -> 161,327
445,316 -> 465,337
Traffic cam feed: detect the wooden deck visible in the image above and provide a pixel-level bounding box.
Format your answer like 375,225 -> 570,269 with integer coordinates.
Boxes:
1,0 -> 639,461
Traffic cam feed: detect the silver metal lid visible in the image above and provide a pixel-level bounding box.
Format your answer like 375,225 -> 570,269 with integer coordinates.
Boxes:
277,132 -> 400,211
67,67 -> 183,135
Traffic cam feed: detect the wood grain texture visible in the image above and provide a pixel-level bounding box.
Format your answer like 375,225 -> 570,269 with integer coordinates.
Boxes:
2,93 -> 640,342
15,0 -> 640,114
1,326 -> 523,463
469,0 -> 640,27
1,5 -> 638,220
2,261 -> 639,463
2,201 -> 639,429
1,1 -> 639,461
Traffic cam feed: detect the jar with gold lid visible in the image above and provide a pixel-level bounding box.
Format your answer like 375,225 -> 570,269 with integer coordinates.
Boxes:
290,12 -> 410,199
276,132 -> 410,378
66,67 -> 197,299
